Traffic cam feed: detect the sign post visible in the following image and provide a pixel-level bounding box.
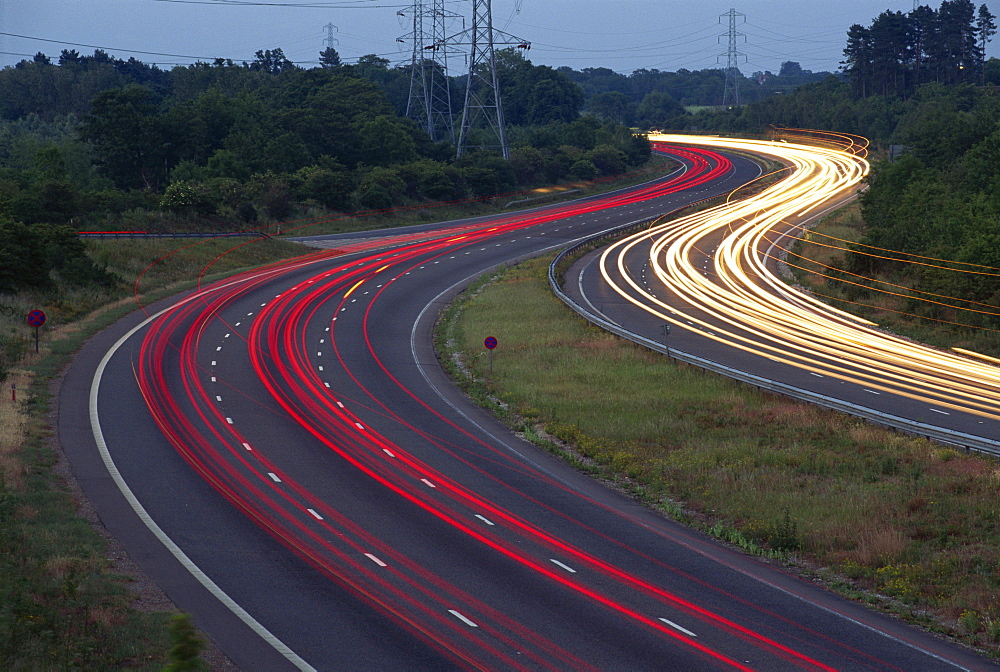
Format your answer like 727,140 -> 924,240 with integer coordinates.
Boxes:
660,323 -> 671,358
484,336 -> 498,374
26,310 -> 46,353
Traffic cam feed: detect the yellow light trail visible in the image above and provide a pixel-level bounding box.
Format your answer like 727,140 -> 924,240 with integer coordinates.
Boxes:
598,134 -> 1000,422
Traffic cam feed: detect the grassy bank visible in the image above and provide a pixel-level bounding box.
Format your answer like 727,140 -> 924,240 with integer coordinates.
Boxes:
0,235 -> 310,670
439,255 -> 1000,654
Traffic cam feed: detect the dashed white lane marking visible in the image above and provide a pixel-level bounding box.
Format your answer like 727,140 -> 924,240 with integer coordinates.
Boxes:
549,559 -> 576,573
449,610 -> 478,628
475,514 -> 495,526
215,395 -> 222,402
383,449 -> 395,458
365,553 -> 387,567
930,408 -> 950,415
211,377 -> 216,382
421,478 -> 436,488
318,365 -> 324,371
659,618 -> 697,637
317,351 -> 322,356
235,322 -> 241,326
355,422 -> 365,430
242,443 -> 253,451
809,372 -> 823,378
325,327 -> 330,332
225,417 -> 233,425
267,472 -> 281,483
260,303 -> 266,307
864,389 -> 881,395
336,401 -> 345,408
320,339 -> 325,343
307,508 -> 323,520
211,360 -> 217,366
225,333 -> 231,338
216,346 -> 222,351
324,382 -> 331,388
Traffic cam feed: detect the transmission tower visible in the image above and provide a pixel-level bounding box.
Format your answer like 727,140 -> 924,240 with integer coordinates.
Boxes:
719,8 -> 747,108
323,22 -> 339,49
449,0 -> 529,159
401,1 -> 457,143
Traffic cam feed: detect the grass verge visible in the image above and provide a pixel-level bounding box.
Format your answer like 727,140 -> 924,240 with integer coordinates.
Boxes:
438,254 -> 1000,656
0,236 -> 311,670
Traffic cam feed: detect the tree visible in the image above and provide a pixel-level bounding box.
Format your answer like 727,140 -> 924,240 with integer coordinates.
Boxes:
58,49 -> 81,67
78,84 -> 170,190
977,4 -> 997,84
319,47 -> 342,69
634,91 -> 684,128
779,61 -> 803,78
249,48 -> 296,75
494,49 -> 583,126
587,91 -> 633,125
354,115 -> 419,166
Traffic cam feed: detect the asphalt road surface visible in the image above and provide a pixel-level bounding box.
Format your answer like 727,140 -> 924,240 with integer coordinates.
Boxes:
60,145 -> 996,671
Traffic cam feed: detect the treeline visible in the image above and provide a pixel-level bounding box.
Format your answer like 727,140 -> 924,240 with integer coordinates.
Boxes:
843,0 -> 996,98
559,61 -> 833,127
0,48 -> 649,241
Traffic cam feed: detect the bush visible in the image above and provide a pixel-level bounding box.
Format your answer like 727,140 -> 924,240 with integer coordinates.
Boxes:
569,159 -> 599,180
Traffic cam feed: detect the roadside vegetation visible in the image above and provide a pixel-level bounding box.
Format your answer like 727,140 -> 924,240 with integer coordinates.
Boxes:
440,255 -> 1000,654
2,0 -> 998,665
0,235 -> 309,670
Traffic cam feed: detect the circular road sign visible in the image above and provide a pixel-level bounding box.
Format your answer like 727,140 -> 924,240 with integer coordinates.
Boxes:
484,336 -> 498,350
26,310 -> 46,327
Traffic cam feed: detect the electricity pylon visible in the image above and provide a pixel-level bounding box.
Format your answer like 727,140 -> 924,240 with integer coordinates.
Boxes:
401,1 -> 457,143
719,8 -> 746,108
449,0 -> 529,159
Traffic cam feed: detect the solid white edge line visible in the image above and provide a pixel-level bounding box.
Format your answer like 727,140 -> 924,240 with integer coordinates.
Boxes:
448,610 -> 479,628
658,617 -> 697,637
364,553 -> 387,567
90,305 -> 315,671
549,558 -> 577,573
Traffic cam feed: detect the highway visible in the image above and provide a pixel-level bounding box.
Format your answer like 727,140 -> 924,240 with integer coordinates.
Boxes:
59,143 -> 995,671
568,134 -> 1000,449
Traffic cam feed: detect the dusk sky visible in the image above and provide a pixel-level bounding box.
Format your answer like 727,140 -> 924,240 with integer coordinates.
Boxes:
2,1 -> 997,75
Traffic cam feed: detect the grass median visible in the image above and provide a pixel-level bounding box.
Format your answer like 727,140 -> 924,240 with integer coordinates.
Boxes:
438,254 -> 1000,655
